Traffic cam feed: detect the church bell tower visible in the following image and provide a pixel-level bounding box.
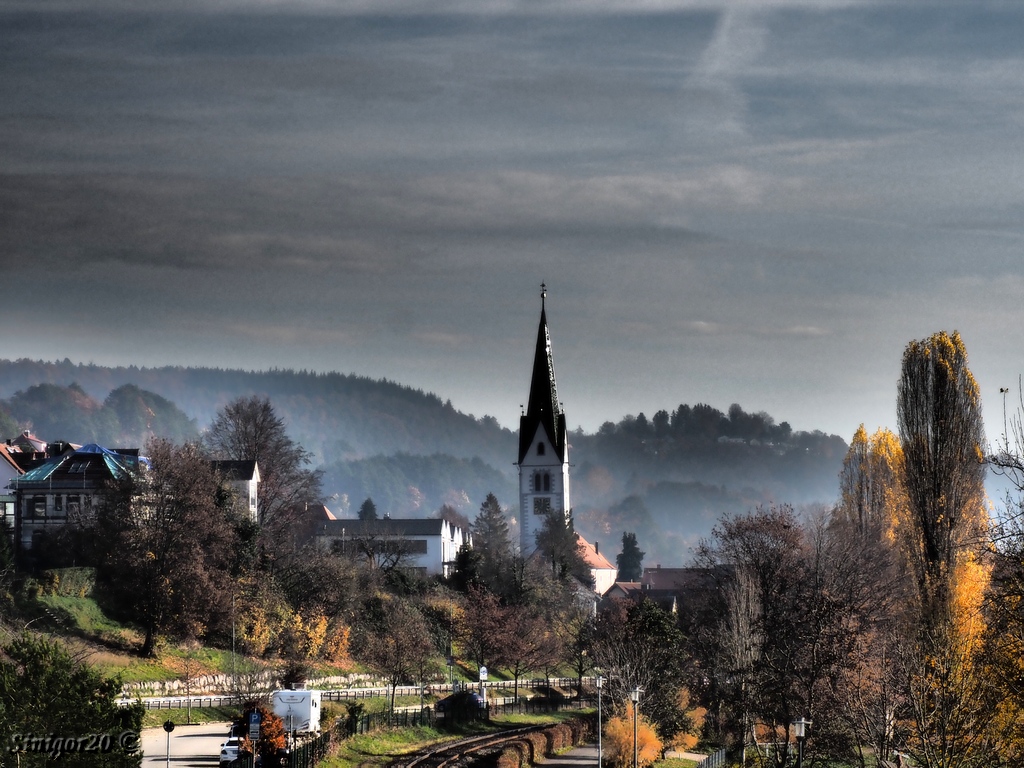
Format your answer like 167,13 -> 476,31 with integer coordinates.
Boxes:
517,284 -> 571,555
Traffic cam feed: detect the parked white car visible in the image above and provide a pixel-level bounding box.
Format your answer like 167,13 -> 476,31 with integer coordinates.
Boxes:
219,737 -> 242,766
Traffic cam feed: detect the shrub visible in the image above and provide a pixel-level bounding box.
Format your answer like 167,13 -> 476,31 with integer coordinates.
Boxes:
603,702 -> 662,768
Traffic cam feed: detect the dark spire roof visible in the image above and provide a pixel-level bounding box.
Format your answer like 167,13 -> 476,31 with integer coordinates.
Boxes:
519,284 -> 567,463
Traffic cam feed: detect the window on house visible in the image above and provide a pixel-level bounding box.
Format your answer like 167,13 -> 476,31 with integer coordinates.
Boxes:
53,495 -> 63,512
67,495 -> 81,516
543,473 -> 551,492
537,443 -> 545,455
29,495 -> 46,518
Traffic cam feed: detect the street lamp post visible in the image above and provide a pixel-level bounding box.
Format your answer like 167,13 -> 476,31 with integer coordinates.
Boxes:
792,717 -> 811,768
629,688 -> 643,768
596,674 -> 603,768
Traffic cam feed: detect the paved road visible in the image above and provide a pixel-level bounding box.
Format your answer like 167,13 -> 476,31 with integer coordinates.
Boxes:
550,745 -> 710,767
141,722 -> 230,767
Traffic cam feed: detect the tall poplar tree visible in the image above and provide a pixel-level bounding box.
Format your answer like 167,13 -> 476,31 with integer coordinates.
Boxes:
897,330 -> 987,630
896,331 -> 995,767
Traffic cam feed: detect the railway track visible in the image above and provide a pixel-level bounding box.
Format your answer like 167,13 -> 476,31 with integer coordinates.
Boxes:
396,725 -> 551,768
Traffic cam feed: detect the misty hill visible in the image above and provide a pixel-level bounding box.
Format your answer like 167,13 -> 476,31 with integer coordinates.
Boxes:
0,358 -> 515,467
0,359 -> 846,564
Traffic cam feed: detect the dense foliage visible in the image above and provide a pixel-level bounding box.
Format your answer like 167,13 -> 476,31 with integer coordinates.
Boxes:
0,633 -> 144,767
94,439 -> 243,656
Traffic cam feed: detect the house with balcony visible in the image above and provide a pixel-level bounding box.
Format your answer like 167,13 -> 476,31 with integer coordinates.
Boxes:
9,443 -> 147,561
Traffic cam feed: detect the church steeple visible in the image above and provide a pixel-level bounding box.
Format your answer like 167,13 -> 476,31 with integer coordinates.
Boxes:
517,284 -> 571,555
519,283 -> 566,464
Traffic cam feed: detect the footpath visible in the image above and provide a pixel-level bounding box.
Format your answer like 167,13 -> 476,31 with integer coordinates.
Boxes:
541,744 -> 710,767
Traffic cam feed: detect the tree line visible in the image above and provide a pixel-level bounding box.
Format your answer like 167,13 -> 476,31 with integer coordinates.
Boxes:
682,331 -> 1024,766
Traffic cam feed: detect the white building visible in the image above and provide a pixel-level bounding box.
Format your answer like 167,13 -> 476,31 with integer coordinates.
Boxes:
316,515 -> 470,578
211,460 -> 260,522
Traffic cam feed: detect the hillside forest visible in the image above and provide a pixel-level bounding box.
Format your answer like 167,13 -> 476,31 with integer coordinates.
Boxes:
0,358 -> 846,565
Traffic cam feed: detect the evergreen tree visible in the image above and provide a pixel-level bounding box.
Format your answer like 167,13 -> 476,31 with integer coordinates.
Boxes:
0,403 -> 18,440
471,493 -> 512,593
536,509 -> 591,586
594,598 -> 690,739
0,634 -> 144,767
358,497 -> 378,521
616,531 -> 645,582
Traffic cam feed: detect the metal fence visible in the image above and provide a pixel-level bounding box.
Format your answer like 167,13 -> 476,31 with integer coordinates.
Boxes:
132,677 -> 586,711
699,747 -> 729,768
288,731 -> 332,768
230,730 -> 332,768
342,707 -> 439,735
338,691 -> 590,733
488,696 -> 592,717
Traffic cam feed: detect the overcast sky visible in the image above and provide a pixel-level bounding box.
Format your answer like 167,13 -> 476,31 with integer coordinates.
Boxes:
3,0 -> 1023,443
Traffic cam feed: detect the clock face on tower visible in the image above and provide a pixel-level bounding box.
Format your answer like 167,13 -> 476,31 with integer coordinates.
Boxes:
533,497 -> 552,515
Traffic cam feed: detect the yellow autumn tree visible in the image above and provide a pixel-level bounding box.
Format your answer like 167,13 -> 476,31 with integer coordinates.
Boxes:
838,424 -> 909,542
320,619 -> 352,665
281,609 -> 332,660
237,600 -> 288,657
668,688 -> 705,753
870,427 -> 909,546
603,701 -> 662,768
895,330 -> 995,766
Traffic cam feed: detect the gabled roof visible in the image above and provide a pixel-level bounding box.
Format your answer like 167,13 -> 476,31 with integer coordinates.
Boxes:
576,534 -> 615,571
519,286 -> 567,463
7,431 -> 46,453
211,460 -> 260,482
0,445 -> 23,476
